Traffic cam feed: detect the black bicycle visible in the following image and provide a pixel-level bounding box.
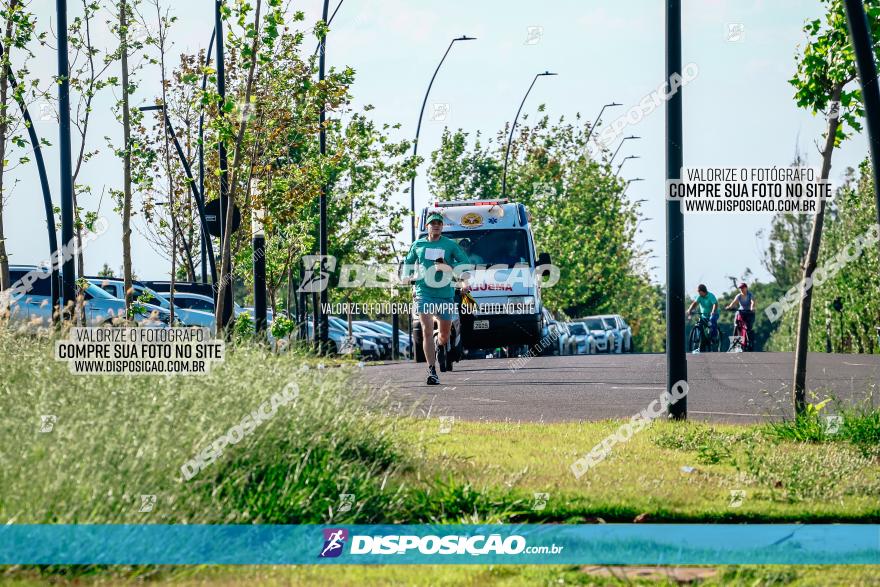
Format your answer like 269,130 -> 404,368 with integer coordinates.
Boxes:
688,311 -> 720,352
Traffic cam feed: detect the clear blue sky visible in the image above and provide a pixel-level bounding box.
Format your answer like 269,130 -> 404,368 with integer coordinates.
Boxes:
3,0 -> 871,300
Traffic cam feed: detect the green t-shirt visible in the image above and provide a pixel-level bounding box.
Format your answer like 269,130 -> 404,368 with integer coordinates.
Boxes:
696,292 -> 718,317
403,236 -> 470,300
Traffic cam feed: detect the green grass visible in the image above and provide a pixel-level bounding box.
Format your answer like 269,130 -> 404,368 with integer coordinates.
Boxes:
5,564 -> 880,585
396,417 -> 880,522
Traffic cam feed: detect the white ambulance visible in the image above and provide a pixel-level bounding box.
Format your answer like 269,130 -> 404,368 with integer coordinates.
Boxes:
412,199 -> 552,361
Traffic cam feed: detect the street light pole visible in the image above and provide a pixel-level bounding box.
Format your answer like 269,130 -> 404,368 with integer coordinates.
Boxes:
843,0 -> 880,269
409,35 -> 475,242
502,70 -> 557,199
615,154 -> 640,176
666,0 -> 687,420
609,135 -> 641,165
317,0 -> 330,351
214,0 -> 233,329
252,202 -> 267,335
585,101 -> 622,144
140,104 -> 217,283
0,41 -> 59,313
198,28 -> 216,284
56,0 -> 76,310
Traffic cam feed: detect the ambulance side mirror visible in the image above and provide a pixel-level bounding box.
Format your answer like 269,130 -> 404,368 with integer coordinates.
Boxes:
537,252 -> 551,267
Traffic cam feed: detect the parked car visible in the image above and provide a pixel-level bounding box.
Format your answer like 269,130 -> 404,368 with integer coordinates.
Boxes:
157,291 -> 245,319
86,277 -> 213,328
555,321 -> 578,355
328,316 -> 392,359
596,314 -> 633,353
5,265 -> 171,327
303,319 -> 380,359
540,308 -> 563,356
582,317 -> 611,353
566,321 -> 595,355
354,320 -> 412,359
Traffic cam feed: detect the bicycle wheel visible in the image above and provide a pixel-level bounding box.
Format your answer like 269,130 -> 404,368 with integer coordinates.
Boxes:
688,324 -> 702,352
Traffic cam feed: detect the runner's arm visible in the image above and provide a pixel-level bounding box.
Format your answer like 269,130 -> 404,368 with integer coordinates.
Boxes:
450,242 -> 472,287
399,246 -> 418,284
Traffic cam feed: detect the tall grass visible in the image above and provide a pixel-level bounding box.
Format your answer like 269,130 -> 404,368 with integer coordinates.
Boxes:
0,329 -> 517,525
764,398 -> 880,458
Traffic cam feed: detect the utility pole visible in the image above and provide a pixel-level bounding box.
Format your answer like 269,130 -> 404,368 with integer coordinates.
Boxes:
214,0 -> 233,327
843,0 -> 880,258
252,203 -> 267,335
666,0 -> 687,419
317,0 -> 330,351
56,0 -> 76,310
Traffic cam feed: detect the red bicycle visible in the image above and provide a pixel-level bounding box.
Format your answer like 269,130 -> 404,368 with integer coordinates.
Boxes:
727,309 -> 754,352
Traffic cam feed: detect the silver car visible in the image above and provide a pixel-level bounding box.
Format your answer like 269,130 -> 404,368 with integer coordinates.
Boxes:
5,266 -> 170,327
582,317 -> 610,353
566,321 -> 595,355
88,278 -> 214,328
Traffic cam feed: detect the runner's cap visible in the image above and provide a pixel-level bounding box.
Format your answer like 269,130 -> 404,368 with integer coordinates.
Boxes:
427,212 -> 444,223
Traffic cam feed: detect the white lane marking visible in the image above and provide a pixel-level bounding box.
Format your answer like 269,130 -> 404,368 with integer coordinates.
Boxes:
690,410 -> 770,418
465,397 -> 507,403
609,386 -> 665,390
843,362 -> 870,366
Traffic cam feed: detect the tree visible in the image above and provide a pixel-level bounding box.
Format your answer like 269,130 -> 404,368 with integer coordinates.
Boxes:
767,161 -> 880,354
67,0 -> 115,278
760,148 -> 813,287
788,0 -> 880,414
0,0 -> 41,291
110,0 -> 144,311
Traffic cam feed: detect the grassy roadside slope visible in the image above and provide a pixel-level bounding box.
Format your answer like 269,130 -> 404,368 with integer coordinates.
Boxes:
397,417 -> 880,522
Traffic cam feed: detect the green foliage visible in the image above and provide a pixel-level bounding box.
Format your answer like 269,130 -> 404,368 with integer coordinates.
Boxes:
767,161 -> 880,353
233,311 -> 254,341
96,263 -> 116,278
270,313 -> 295,339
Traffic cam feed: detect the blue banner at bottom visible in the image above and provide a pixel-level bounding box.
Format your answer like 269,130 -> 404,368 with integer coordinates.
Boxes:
1,524 -> 878,565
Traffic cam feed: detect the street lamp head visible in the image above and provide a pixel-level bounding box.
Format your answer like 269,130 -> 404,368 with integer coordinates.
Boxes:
607,102 -> 622,107
626,135 -> 641,140
456,35 -> 477,41
540,70 -> 558,76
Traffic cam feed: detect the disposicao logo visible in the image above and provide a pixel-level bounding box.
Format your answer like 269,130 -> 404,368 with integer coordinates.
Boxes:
319,528 -> 348,558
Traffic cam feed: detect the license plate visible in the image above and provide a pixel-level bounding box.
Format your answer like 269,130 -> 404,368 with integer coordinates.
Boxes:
473,320 -> 489,330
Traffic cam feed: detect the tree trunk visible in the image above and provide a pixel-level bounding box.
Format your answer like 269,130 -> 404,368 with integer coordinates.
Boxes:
792,83 -> 843,415
214,0 -> 262,334
156,4 -> 176,323
120,0 -> 133,312
0,0 -> 17,291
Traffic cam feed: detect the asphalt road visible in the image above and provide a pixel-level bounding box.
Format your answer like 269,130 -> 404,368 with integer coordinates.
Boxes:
358,352 -> 880,423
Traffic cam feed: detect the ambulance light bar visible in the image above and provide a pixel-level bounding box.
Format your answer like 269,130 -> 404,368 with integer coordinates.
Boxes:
432,198 -> 509,208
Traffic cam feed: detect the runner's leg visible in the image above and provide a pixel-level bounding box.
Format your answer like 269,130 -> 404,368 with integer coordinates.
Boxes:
436,317 -> 452,347
419,312 -> 437,368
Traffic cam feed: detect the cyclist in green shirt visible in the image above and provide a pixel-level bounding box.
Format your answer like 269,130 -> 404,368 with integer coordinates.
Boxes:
686,284 -> 719,339
401,211 -> 471,385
